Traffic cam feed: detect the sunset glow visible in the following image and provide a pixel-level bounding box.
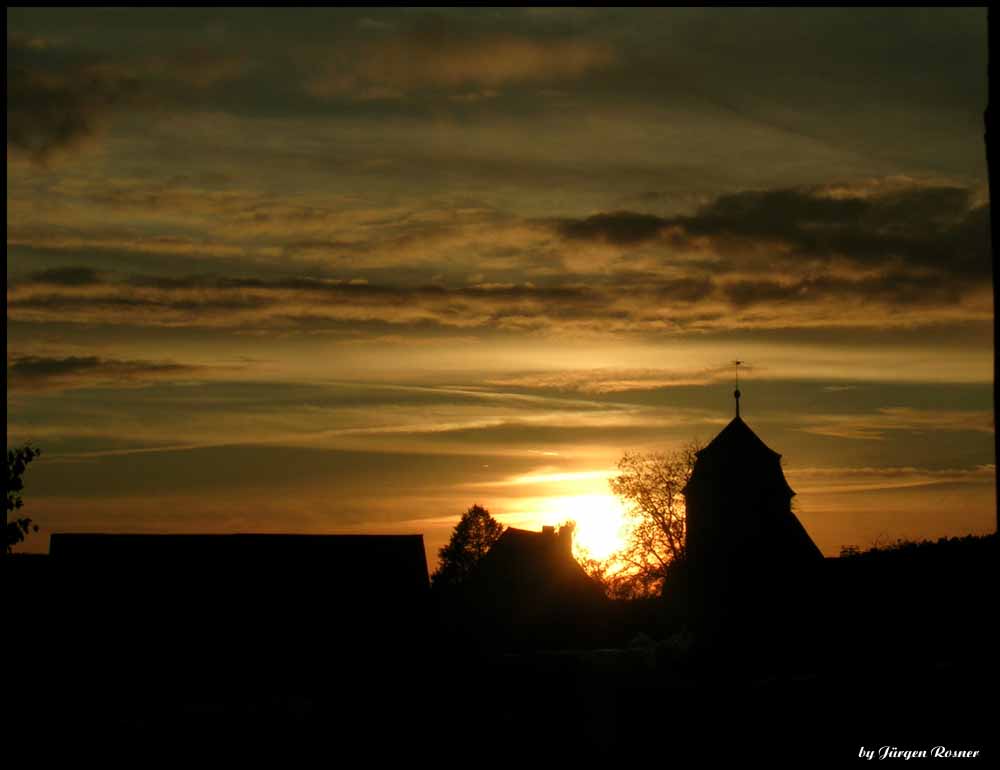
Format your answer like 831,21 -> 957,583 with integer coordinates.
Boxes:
6,8 -> 993,572
552,494 -> 630,562
8,9 -> 994,759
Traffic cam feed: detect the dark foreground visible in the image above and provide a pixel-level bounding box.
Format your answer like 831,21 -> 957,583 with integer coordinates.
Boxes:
7,534 -> 996,760
12,640 -> 994,762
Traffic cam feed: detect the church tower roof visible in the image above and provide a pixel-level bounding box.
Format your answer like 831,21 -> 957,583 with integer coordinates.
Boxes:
699,414 -> 782,461
683,415 -> 795,499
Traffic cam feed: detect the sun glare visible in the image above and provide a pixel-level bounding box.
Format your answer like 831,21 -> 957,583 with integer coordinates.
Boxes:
544,494 -> 629,561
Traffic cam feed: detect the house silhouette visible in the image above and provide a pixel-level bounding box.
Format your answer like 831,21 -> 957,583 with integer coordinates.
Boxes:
472,523 -> 603,608
441,523 -> 606,649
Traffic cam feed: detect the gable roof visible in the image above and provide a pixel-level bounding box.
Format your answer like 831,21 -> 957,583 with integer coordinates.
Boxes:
467,526 -> 604,605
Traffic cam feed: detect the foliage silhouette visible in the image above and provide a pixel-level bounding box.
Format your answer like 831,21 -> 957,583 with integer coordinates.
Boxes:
839,533 -> 993,560
581,444 -> 700,599
6,444 -> 42,554
431,504 -> 505,590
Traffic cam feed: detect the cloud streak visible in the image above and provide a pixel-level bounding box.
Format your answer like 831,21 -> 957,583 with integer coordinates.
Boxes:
7,264 -> 989,338
787,464 -> 996,494
7,354 -> 222,392
797,407 -> 994,440
486,365 -> 746,394
304,18 -> 614,100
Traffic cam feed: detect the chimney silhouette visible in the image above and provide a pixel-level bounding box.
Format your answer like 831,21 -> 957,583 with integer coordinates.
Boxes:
557,522 -> 575,554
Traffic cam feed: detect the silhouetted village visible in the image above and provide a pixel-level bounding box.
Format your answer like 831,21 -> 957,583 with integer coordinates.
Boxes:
8,397 -> 996,758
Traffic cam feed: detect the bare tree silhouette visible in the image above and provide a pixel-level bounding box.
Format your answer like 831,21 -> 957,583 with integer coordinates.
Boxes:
581,444 -> 700,599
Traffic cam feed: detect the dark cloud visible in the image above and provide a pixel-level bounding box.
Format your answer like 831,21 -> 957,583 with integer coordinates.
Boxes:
119,273 -> 602,306
555,211 -> 665,245
683,184 -> 988,276
724,272 -> 965,309
26,266 -> 103,286
10,355 -> 110,380
6,35 -> 251,162
124,274 -> 346,292
6,9 -> 986,182
556,181 -> 991,281
41,270 -> 694,315
7,354 -> 206,392
6,37 -> 142,161
8,270 -> 692,332
637,277 -> 715,304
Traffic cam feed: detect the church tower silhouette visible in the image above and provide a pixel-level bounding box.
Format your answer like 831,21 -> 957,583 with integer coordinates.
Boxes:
682,383 -> 822,601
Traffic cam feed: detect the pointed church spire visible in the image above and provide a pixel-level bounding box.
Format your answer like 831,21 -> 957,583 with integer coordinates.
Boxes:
733,360 -> 743,418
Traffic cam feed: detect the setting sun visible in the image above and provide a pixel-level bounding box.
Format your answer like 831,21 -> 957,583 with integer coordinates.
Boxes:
5,8 -> 991,756
545,494 -> 630,561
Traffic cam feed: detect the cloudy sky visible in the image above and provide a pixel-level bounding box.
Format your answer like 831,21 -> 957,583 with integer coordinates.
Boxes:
7,8 -> 994,564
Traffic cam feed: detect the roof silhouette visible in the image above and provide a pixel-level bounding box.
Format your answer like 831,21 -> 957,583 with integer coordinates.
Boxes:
49,532 -> 429,591
701,415 -> 781,459
46,532 -> 432,668
47,532 -> 431,627
683,415 -> 795,499
444,524 -> 606,649
683,412 -> 822,581
471,525 -> 602,601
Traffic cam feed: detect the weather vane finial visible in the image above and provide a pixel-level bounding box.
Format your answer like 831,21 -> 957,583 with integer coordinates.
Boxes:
733,360 -> 743,417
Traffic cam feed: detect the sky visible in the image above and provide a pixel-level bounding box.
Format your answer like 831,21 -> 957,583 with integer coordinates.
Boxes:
6,8 -> 995,567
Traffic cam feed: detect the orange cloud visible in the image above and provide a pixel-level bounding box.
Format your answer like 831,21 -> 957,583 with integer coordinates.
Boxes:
797,408 -> 995,440
305,26 -> 613,99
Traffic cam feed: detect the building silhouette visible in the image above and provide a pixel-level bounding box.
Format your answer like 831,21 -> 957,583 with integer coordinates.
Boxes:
681,388 -> 822,625
20,533 -> 438,743
442,523 -> 606,649
472,523 -> 603,609
39,533 -> 431,691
